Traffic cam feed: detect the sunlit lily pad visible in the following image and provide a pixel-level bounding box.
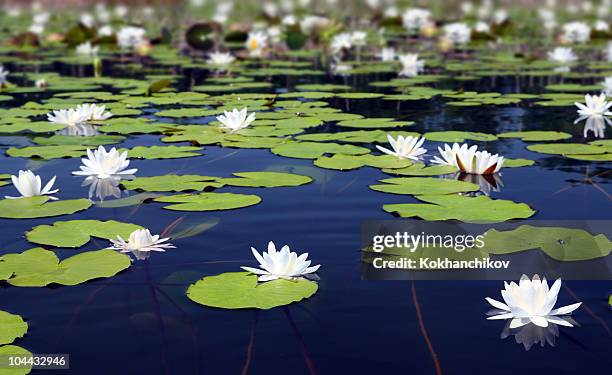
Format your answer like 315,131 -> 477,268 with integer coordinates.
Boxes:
121,175 -> 222,192
498,131 -> 572,141
154,192 -> 261,211
26,220 -> 143,248
481,225 -> 611,261
382,163 -> 458,176
337,118 -> 414,129
0,248 -> 131,287
187,272 -> 318,310
504,158 -> 536,167
271,141 -> 369,159
6,145 -> 88,159
526,143 -> 606,155
32,135 -> 125,146
314,154 -> 412,170
0,311 -> 28,345
371,177 -> 480,195
383,195 -> 535,222
423,131 -> 497,142
0,197 -> 91,219
217,172 -> 312,187
122,146 -> 203,159
0,345 -> 32,374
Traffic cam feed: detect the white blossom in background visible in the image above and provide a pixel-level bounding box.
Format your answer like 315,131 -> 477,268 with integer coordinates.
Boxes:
267,26 -> 282,44
75,41 -> 99,58
444,23 -> 472,45
263,2 -> 278,17
29,23 -> 45,35
117,26 -> 146,50
350,31 -> 367,47
35,79 -> 48,89
461,2 -> 474,15
245,31 -> 268,57
538,9 -> 557,31
548,47 -> 577,64
602,76 -> 612,96
398,53 -> 425,77
330,32 -> 353,54
486,275 -> 581,328
561,21 -> 591,43
114,5 -> 128,18
402,8 -> 431,32
379,47 -> 396,62
241,241 -> 321,282
98,25 -> 113,37
0,66 -> 9,86
80,13 -> 94,28
300,15 -> 330,34
96,3 -> 111,23
282,15 -> 297,26
384,7 -> 399,18
594,20 -> 609,32
474,21 -> 490,33
493,9 -> 508,24
206,52 -> 235,70
5,170 -> 58,200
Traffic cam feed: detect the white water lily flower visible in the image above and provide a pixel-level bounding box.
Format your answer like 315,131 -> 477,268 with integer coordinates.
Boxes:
98,25 -> 114,37
602,76 -> 612,96
376,134 -> 427,160
216,107 -> 256,132
76,41 -> 99,57
35,78 -> 48,89
47,108 -> 90,127
5,170 -> 58,200
80,13 -> 95,28
330,32 -> 353,54
547,47 -> 578,64
77,103 -> 113,121
561,21 -> 591,43
444,22 -> 472,45
0,66 -> 9,86
72,145 -> 138,179
398,53 -> 425,77
379,47 -> 396,62
606,42 -> 612,62
206,51 -> 235,68
486,275 -> 582,328
245,31 -> 268,57
241,241 -> 321,282
300,15 -> 331,34
594,20 -> 609,32
117,26 -> 146,50
575,93 -> 612,117
431,143 -> 504,175
402,8 -> 431,31
474,21 -> 491,33
350,31 -> 367,47
108,229 -> 175,254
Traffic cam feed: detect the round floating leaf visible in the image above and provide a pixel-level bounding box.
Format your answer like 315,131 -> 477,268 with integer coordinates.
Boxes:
187,272 -> 318,310
271,142 -> 369,159
6,145 -> 88,159
382,163 -> 458,176
565,153 -> 612,161
32,135 -> 125,146
504,158 -> 535,167
217,172 -> 312,187
0,345 -> 32,375
337,118 -> 414,129
314,154 -> 412,170
423,131 -> 498,142
154,192 -> 261,211
0,248 -> 131,287
480,225 -> 611,261
297,130 -> 420,143
527,143 -> 606,155
26,220 -> 143,248
295,84 -> 350,92
122,146 -> 203,159
371,177 -> 480,195
0,311 -> 28,345
121,175 -> 222,192
0,197 -> 91,219
383,195 -> 535,223
498,131 -> 572,142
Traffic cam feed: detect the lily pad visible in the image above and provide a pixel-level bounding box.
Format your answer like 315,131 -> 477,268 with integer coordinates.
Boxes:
336,118 -> 414,129
217,172 -> 312,187
121,175 -> 222,192
6,145 -> 88,159
0,311 -> 28,345
423,131 -> 498,142
480,225 -> 611,261
0,248 -> 131,287
371,177 -> 480,195
271,142 -> 369,159
382,163 -> 458,176
0,197 -> 91,219
498,131 -> 572,142
314,154 -> 412,170
527,143 -> 606,155
154,192 -> 261,211
122,146 -> 203,159
383,195 -> 535,223
26,220 -> 143,248
0,345 -> 32,374
187,272 -> 318,310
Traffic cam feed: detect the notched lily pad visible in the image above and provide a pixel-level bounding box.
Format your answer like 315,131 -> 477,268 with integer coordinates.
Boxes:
371,177 -> 480,195
217,172 -> 312,187
26,220 -> 143,248
0,197 -> 91,219
187,272 -> 318,310
154,192 -> 261,211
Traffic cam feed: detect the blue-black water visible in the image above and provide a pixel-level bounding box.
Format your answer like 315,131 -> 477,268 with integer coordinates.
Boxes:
0,69 -> 610,374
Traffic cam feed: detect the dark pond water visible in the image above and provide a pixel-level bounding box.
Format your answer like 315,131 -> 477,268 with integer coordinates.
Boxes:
0,66 -> 610,374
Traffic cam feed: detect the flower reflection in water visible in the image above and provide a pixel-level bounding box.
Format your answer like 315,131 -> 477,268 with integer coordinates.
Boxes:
574,115 -> 610,138
499,316 -> 578,351
56,124 -> 99,137
81,175 -> 124,201
443,172 -> 504,196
